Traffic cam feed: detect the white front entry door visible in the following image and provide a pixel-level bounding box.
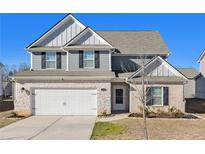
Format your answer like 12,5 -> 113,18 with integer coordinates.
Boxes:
112,85 -> 126,111
33,88 -> 97,115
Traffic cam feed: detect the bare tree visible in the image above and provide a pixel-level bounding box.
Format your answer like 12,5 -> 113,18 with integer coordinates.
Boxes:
121,55 -> 155,140
18,62 -> 30,72
2,63 -> 30,80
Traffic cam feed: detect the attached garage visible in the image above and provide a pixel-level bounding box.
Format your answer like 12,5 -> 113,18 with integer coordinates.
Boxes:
32,88 -> 97,116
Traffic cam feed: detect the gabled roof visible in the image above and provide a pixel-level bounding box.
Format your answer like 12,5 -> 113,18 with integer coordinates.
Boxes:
129,56 -> 188,80
197,50 -> 205,63
97,31 -> 170,55
177,68 -> 200,79
26,14 -> 86,50
63,27 -> 113,47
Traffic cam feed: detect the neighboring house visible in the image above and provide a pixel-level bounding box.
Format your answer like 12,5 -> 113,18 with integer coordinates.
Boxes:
196,51 -> 205,99
0,62 -> 4,100
177,68 -> 200,98
11,14 -> 188,116
3,81 -> 13,98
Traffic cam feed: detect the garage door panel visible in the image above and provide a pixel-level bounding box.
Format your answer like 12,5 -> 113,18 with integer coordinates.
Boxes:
33,89 -> 97,115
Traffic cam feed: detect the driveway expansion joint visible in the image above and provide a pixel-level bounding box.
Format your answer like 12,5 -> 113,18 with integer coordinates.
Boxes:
28,116 -> 63,140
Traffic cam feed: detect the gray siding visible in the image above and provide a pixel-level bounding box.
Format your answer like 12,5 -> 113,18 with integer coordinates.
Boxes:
73,31 -> 105,45
184,79 -> 196,98
32,52 -> 67,70
147,62 -> 175,77
196,75 -> 205,99
68,50 -> 110,71
37,19 -> 83,47
112,56 -> 153,72
32,52 -> 42,70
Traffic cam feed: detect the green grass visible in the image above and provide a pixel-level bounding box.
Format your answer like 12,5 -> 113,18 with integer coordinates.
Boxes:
91,122 -> 125,139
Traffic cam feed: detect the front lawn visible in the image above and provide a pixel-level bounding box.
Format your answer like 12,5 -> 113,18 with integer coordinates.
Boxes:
92,118 -> 205,140
91,122 -> 125,139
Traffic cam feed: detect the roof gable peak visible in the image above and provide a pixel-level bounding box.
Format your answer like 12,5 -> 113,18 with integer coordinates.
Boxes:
26,14 -> 86,50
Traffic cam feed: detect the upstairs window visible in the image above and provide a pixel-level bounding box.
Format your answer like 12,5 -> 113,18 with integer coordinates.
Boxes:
83,51 -> 94,68
46,52 -> 56,69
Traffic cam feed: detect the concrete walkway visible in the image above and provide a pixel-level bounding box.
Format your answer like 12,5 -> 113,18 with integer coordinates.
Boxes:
96,113 -> 129,122
0,116 -> 96,140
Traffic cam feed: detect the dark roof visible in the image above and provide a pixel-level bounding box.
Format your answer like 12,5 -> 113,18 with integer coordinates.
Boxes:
13,70 -> 115,77
177,68 -> 199,79
129,76 -> 186,84
96,31 -> 169,55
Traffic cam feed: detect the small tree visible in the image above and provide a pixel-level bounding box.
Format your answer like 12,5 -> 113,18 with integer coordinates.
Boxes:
121,55 -> 155,140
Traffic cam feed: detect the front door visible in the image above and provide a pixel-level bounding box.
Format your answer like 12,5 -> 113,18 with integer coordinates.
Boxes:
112,85 -> 126,111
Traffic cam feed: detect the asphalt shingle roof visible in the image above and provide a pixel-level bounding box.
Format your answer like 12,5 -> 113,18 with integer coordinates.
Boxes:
96,31 -> 170,55
177,68 -> 199,79
13,70 -> 115,77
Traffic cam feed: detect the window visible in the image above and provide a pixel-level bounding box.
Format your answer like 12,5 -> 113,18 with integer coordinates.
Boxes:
115,89 -> 123,104
46,52 -> 56,69
84,51 -> 94,68
151,87 -> 163,106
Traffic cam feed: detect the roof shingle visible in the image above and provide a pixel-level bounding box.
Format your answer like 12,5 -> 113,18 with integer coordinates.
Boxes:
177,68 -> 199,79
97,31 -> 169,55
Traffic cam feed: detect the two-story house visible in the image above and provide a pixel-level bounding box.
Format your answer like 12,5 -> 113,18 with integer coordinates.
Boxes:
12,14 -> 188,116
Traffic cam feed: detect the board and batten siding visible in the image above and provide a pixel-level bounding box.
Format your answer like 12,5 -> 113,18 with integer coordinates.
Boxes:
72,31 -> 105,45
68,50 -> 110,71
37,20 -> 83,47
32,52 -> 67,70
147,62 -> 175,76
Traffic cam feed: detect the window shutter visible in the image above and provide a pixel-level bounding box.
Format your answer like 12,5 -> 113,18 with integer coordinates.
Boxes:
56,52 -> 61,69
146,87 -> 152,106
95,51 -> 100,68
163,87 -> 169,106
41,52 -> 46,69
79,50 -> 83,68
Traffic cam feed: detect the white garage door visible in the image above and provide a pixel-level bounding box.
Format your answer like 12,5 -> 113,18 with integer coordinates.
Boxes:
33,89 -> 97,115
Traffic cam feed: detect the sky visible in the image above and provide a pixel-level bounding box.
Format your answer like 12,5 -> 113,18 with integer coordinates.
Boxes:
0,13 -> 205,70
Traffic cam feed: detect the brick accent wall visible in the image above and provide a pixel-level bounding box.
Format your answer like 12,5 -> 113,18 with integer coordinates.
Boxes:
130,84 -> 185,113
14,81 -> 111,116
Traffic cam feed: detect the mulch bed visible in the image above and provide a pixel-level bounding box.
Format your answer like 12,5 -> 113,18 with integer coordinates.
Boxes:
128,112 -> 199,119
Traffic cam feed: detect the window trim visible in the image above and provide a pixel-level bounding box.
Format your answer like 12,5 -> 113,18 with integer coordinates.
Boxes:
45,52 -> 56,69
83,50 -> 95,69
149,86 -> 164,107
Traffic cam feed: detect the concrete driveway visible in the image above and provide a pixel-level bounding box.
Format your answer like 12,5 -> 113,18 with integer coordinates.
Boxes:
0,116 -> 96,140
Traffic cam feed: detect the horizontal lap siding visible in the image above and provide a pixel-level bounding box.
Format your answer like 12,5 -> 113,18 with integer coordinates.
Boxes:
68,50 -> 110,71
32,52 -> 67,70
